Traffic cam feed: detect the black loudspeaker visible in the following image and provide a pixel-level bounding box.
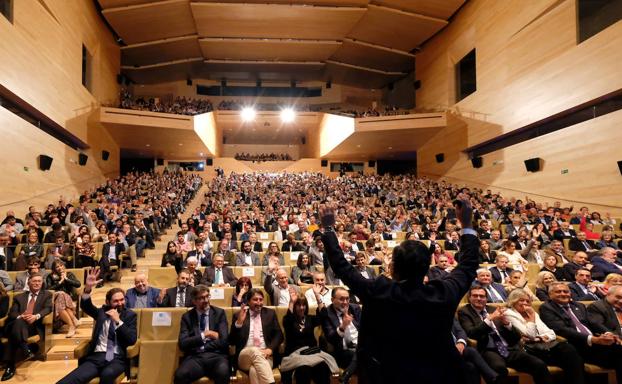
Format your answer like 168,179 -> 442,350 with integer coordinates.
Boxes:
388,83 -> 394,91
223,136 -> 227,144
38,155 -> 53,171
471,157 -> 483,168
618,160 -> 622,175
368,160 -> 376,167
290,80 -> 296,88
435,153 -> 444,163
321,159 -> 328,167
301,137 -> 306,145
221,80 -> 227,88
206,158 -> 213,166
326,81 -> 332,89
256,80 -> 262,87
186,78 -> 192,86
78,153 -> 88,166
414,80 -> 421,90
156,159 -> 164,166
102,150 -> 110,161
524,157 -> 542,172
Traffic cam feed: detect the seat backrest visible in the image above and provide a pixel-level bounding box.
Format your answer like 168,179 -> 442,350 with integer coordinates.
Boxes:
139,307 -> 188,341
148,267 -> 178,289
209,287 -> 234,307
138,340 -> 179,384
233,266 -> 262,285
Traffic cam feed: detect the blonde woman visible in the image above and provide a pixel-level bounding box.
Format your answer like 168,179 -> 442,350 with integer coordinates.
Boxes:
534,271 -> 557,301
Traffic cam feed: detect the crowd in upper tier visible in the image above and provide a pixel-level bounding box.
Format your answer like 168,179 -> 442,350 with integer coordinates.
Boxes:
234,153 -> 293,162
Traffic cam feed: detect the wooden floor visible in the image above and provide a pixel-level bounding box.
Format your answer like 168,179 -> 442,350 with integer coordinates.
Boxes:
9,185 -> 209,383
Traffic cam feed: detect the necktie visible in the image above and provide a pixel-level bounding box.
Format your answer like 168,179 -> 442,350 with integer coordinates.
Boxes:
200,313 -> 207,332
480,310 -> 509,358
105,319 -> 116,361
25,293 -> 36,315
487,286 -> 503,303
215,268 -> 222,284
176,288 -> 185,307
583,241 -> 591,250
252,312 -> 262,347
562,305 -> 592,335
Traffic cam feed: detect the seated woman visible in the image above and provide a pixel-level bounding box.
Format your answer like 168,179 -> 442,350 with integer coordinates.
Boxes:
46,260 -> 81,337
280,290 -> 337,384
504,289 -> 585,384
75,233 -> 96,268
539,254 -> 564,281
231,276 -> 252,307
503,270 -> 537,300
363,239 -> 384,266
16,232 -> 43,270
526,239 -> 546,267
497,240 -> 529,272
478,239 -> 497,264
161,241 -> 182,273
291,253 -> 317,286
92,223 -> 109,243
429,241 -> 457,269
597,231 -> 620,251
602,273 -> 622,294
263,242 -> 285,266
534,271 -> 557,301
531,223 -> 552,247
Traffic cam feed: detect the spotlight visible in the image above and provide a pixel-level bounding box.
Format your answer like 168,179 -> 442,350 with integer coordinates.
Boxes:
280,108 -> 295,123
241,107 -> 256,122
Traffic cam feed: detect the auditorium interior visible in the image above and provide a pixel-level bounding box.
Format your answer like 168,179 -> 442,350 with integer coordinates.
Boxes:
1,0 -> 622,383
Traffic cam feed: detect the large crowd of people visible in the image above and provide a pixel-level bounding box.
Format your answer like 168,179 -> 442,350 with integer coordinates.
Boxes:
119,90 -> 214,115
234,152 -> 293,162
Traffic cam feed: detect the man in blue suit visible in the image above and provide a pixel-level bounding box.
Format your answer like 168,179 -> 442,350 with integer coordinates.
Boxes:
475,269 -> 508,303
125,273 -> 161,309
591,248 -> 622,280
58,269 -> 137,384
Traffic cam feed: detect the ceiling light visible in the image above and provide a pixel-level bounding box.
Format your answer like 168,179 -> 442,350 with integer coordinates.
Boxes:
280,108 -> 295,123
178,143 -> 183,146
145,144 -> 151,147
241,107 -> 256,122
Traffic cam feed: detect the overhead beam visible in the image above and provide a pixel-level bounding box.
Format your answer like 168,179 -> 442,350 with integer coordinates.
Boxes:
121,57 -> 203,70
102,0 -> 185,13
367,3 -> 447,24
121,34 -> 199,50
344,38 -> 415,57
325,60 -> 406,75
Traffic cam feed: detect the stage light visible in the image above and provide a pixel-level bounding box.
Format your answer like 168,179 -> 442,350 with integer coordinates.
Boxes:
241,107 -> 256,122
280,108 -> 295,123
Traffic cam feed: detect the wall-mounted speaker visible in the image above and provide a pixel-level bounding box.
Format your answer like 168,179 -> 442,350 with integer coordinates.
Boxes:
256,80 -> 262,88
618,160 -> 622,175
326,81 -> 332,89
524,157 -> 542,172
435,153 -> 444,163
414,80 -> 421,90
223,136 -> 227,144
38,155 -> 53,171
471,157 -> 483,168
102,150 -> 110,161
388,83 -> 394,91
321,159 -> 328,167
368,160 -> 376,167
221,80 -> 227,88
301,137 -> 306,145
186,78 -> 192,86
156,159 -> 164,166
206,158 -> 213,166
78,153 -> 88,166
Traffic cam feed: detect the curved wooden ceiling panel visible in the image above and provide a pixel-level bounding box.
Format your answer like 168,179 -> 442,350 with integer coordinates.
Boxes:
194,0 -> 369,6
371,0 -> 466,19
199,38 -> 341,62
191,3 -> 366,40
122,36 -> 201,67
330,39 -> 414,72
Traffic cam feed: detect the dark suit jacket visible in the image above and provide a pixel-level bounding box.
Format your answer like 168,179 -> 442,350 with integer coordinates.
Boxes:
569,282 -> 602,301
587,299 -> 622,337
483,282 -> 508,303
281,242 -> 304,252
590,256 -> 622,279
320,303 -> 362,353
553,229 -> 577,241
125,287 -> 161,309
321,231 -> 480,383
202,266 -> 238,286
178,307 -> 228,355
80,295 -> 137,361
489,266 -> 514,284
101,242 -> 126,267
562,262 -> 584,282
229,306 -> 284,367
427,266 -> 450,281
159,286 -> 194,307
458,304 -> 522,353
451,318 -> 468,343
569,238 -> 596,253
0,247 -> 13,271
539,300 -> 606,352
187,250 -> 212,267
8,290 -> 53,339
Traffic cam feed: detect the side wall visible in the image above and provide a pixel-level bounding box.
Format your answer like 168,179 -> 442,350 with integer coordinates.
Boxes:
0,0 -> 121,217
416,0 -> 622,211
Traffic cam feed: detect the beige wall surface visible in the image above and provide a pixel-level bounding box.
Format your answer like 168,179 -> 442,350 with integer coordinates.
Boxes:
0,0 -> 121,217
416,0 -> 622,210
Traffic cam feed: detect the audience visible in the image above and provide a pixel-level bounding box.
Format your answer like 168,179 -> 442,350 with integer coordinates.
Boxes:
234,153 -> 293,162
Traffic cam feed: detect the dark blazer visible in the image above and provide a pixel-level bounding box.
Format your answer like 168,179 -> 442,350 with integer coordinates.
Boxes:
553,228 -> 577,241
587,299 -> 622,337
427,266 -> 450,281
562,262 -> 584,282
540,266 -> 565,281
489,266 -> 514,284
125,287 -> 161,309
178,307 -> 228,355
458,304 -> 522,353
8,290 -> 53,339
451,317 -> 468,343
320,303 -> 362,353
483,282 -> 508,303
281,242 -> 304,252
569,282 -> 602,301
252,242 -> 263,252
569,238 -> 596,253
356,266 -> 377,279
80,295 -> 137,361
159,286 -> 194,307
590,256 -> 622,278
283,309 -> 321,355
101,242 -> 126,263
229,306 -> 284,367
535,288 -> 550,302
539,300 -> 607,351
0,247 -> 14,271
321,231 -> 480,383
202,266 -> 238,286
187,250 -> 212,267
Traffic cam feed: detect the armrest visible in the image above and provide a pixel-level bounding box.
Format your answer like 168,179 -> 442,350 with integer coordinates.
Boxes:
42,312 -> 53,325
127,340 -> 141,359
74,339 -> 90,359
467,338 -> 477,348
0,316 -> 7,328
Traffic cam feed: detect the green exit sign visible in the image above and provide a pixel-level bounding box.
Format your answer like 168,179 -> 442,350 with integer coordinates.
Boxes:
561,169 -> 569,174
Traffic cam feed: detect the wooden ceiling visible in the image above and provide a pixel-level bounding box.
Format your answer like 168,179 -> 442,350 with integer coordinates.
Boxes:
100,0 -> 465,88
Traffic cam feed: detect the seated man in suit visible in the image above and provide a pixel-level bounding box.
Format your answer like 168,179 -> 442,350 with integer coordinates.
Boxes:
14,257 -> 48,291
125,273 -> 161,309
591,247 -> 622,279
569,232 -> 598,256
229,288 -> 283,384
458,285 -> 552,384
100,232 -> 127,281
544,240 -> 571,265
187,239 -> 212,267
451,318 -> 498,384
1,272 -> 52,381
202,253 -> 238,287
354,252 -> 376,280
235,241 -> 260,266
43,235 -> 71,270
569,268 -> 604,302
587,285 -> 622,339
489,254 -> 514,284
562,252 -> 598,282
474,268 -> 508,303
281,233 -> 304,253
427,254 -> 451,281
159,269 -> 194,308
174,285 -> 229,384
553,221 -> 577,242
304,272 -> 332,306
263,264 -> 300,307
540,282 -> 622,384
320,287 -> 361,384
58,269 -> 137,384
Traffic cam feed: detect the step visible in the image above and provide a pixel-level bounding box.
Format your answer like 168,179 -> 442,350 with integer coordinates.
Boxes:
47,345 -> 79,361
49,328 -> 92,347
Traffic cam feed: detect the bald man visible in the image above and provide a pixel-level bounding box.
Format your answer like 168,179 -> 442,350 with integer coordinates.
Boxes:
125,273 -> 162,308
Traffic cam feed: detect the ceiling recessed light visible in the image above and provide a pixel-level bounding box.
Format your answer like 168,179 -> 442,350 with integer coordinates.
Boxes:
241,107 -> 256,122
280,108 -> 295,123
145,144 -> 151,147
388,146 -> 393,150
356,145 -> 361,148
178,143 -> 183,146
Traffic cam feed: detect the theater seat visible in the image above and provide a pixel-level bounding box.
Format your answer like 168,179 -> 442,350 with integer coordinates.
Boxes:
584,364 -> 617,384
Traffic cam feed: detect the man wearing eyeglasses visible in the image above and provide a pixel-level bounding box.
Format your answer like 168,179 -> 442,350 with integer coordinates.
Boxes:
175,285 -> 229,384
